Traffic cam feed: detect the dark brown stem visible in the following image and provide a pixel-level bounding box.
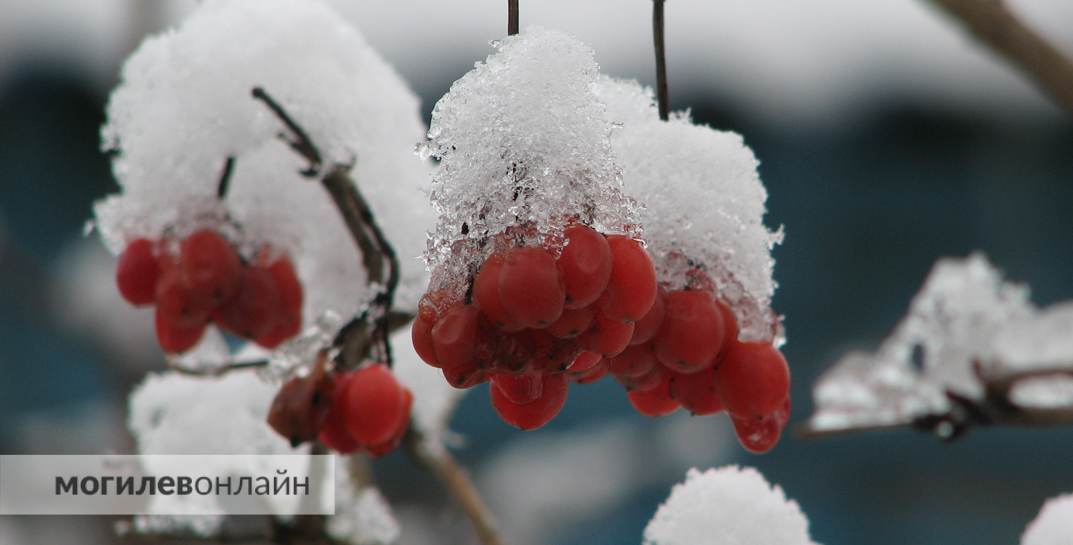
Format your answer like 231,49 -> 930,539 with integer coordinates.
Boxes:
405,430 -> 506,545
653,0 -> 669,121
167,359 -> 269,377
507,0 -> 519,36
926,0 -> 1073,114
216,156 -> 235,199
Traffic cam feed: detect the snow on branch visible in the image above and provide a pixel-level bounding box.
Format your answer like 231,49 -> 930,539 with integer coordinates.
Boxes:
643,466 -> 817,545
802,253 -> 1073,440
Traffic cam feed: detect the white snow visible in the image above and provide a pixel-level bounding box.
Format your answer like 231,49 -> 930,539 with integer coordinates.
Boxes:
808,253 -> 1073,433
328,469 -> 400,545
422,27 -> 636,300
389,324 -> 466,452
643,466 -> 818,545
1022,493 -> 1073,545
94,0 -> 434,360
598,77 -> 783,342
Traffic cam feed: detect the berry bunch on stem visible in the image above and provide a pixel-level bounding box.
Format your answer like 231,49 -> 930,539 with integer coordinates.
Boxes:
115,228 -> 303,353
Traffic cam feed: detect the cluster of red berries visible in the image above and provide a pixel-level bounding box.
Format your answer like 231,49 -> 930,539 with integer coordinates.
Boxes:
115,229 -> 303,353
318,364 -> 413,456
411,223 -> 791,452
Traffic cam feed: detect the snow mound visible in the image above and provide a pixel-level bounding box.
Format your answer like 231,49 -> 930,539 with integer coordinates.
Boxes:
1022,493 -> 1073,545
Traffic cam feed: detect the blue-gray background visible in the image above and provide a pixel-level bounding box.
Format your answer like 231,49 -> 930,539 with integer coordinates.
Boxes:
1,1 -> 1072,544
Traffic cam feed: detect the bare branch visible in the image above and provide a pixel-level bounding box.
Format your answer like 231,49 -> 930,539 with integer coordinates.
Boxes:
926,0 -> 1073,114
216,156 -> 236,199
652,0 -> 670,120
507,0 -> 519,36
166,359 -> 269,377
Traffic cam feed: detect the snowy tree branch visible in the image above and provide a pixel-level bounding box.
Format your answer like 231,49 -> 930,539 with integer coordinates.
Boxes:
405,430 -> 506,545
926,0 -> 1073,114
216,156 -> 235,199
798,361 -> 1073,440
507,0 -> 519,36
652,0 -> 669,121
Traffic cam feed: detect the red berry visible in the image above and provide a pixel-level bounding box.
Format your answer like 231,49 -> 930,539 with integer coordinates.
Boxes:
491,371 -> 544,404
654,290 -> 724,374
490,372 -> 569,430
116,238 -> 160,306
570,360 -> 609,384
256,256 -> 304,348
600,236 -> 657,322
318,374 -> 361,453
431,304 -> 480,371
629,288 -> 666,345
668,366 -> 723,415
608,343 -> 657,378
491,329 -> 540,373
180,229 -> 242,308
627,373 -> 678,416
567,350 -> 602,373
411,315 -> 440,367
214,266 -> 280,340
731,412 -> 782,454
340,364 -> 409,446
580,311 -> 634,357
418,289 -> 452,323
498,247 -> 565,328
474,253 -> 523,331
155,267 -> 211,328
546,305 -> 595,338
557,225 -> 612,309
616,362 -> 665,392
715,342 -> 790,418
714,299 -> 739,363
154,306 -> 206,353
365,388 -> 413,457
529,332 -> 583,373
442,363 -> 486,389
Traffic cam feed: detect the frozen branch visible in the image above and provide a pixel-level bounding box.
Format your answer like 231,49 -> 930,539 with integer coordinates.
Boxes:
652,0 -> 669,120
926,0 -> 1073,114
507,0 -> 519,36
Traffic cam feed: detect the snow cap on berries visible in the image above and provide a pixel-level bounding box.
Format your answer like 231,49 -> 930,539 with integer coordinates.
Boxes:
95,0 -> 433,329
423,27 -> 635,295
643,466 -> 818,545
598,77 -> 783,343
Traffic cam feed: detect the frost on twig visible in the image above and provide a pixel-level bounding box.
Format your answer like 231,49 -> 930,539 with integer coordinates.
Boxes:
94,0 -> 433,368
803,253 -> 1073,439
643,466 -> 817,545
1021,493 -> 1073,545
596,77 -> 784,343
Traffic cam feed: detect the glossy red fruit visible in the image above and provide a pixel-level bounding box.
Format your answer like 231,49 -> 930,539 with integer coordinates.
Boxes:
567,351 -> 602,373
316,373 -> 355,452
474,253 -> 524,331
654,290 -> 724,374
155,267 -> 211,328
499,247 -> 565,328
418,289 -> 452,323
616,363 -> 665,392
431,305 -> 480,371
715,342 -> 790,418
214,266 -> 280,339
340,364 -> 409,446
715,299 -> 739,359
668,366 -> 723,415
629,289 -> 666,345
267,362 -> 333,446
546,306 -> 595,339
411,315 -> 440,367
116,238 -> 160,306
571,360 -> 609,384
442,362 -> 486,389
491,372 -> 569,430
180,229 -> 242,308
627,373 -> 678,416
366,388 -> 413,457
732,412 -> 782,454
580,311 -> 634,357
154,307 -> 206,353
557,225 -> 612,309
601,236 -> 657,322
491,371 -> 544,404
529,332 -> 583,373
608,343 -> 657,378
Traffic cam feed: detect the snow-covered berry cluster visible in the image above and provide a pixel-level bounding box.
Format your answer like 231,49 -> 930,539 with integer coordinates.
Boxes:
115,228 -> 302,353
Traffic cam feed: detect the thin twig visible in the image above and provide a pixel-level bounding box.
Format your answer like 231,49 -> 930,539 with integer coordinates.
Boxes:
251,87 -> 322,176
652,0 -> 670,121
926,0 -> 1073,115
507,0 -> 519,36
405,430 -> 506,545
216,156 -> 236,199
167,359 -> 269,377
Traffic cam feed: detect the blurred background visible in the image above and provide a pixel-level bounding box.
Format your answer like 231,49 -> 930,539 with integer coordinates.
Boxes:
1,0 -> 1071,544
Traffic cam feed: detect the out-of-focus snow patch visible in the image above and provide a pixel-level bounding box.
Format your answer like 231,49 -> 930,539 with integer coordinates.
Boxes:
643,466 -> 818,545
422,27 -> 635,301
389,325 -> 465,451
328,466 -> 400,545
598,77 -> 783,343
808,253 -> 1073,433
1022,493 -> 1073,545
94,0 -> 433,363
